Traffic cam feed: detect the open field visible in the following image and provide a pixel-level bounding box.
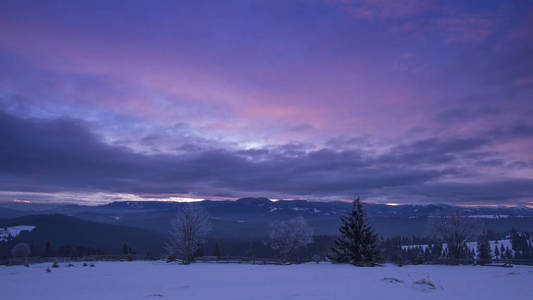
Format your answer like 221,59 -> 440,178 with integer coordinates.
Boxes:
2,261 -> 533,300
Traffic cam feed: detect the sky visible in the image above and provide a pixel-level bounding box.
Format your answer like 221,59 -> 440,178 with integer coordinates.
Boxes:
1,0 -> 532,206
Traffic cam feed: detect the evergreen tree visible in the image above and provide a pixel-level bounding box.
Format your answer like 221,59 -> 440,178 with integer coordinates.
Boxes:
122,243 -> 130,255
246,241 -> 254,258
213,242 -> 221,258
477,232 -> 492,265
504,247 -> 513,259
194,244 -> 205,257
43,240 -> 51,257
329,197 -> 379,265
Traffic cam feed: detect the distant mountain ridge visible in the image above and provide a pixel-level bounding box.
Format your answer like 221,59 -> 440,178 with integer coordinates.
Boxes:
0,214 -> 165,253
1,198 -> 532,240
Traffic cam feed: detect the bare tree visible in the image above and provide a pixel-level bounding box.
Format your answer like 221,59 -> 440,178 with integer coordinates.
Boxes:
165,204 -> 211,264
269,216 -> 313,262
11,243 -> 31,259
432,214 -> 478,263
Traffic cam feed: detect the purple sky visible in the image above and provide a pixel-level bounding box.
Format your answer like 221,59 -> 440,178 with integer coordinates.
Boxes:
1,0 -> 532,205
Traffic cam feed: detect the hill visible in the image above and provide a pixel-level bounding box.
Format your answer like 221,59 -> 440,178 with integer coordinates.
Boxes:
0,214 -> 164,255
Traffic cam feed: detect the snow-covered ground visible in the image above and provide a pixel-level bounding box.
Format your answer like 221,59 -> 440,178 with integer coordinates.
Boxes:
2,261 -> 532,300
401,239 -> 515,258
0,225 -> 35,242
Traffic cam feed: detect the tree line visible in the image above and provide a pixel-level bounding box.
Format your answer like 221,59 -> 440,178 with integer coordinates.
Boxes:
2,198 -> 533,266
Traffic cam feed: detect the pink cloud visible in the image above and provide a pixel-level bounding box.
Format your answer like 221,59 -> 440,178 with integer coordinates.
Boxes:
336,0 -> 435,19
433,13 -> 498,43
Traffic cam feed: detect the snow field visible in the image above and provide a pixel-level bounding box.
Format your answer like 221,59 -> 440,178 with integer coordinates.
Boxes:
2,261 -> 533,300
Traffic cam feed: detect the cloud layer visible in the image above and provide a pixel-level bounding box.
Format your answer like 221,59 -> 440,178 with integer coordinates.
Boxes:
1,109 -> 531,204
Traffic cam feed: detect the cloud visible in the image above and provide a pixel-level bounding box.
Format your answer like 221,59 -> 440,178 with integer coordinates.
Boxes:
334,0 -> 499,43
1,109 -> 531,204
336,0 -> 435,19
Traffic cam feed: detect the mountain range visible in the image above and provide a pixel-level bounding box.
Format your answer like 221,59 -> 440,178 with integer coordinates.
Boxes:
1,198 -> 533,254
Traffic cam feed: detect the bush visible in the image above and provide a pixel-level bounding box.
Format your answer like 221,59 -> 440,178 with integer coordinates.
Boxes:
312,254 -> 321,264
52,262 -> 59,268
83,263 -> 88,267
46,267 -> 51,273
89,264 -> 95,267
67,263 -> 74,267
24,263 -> 30,268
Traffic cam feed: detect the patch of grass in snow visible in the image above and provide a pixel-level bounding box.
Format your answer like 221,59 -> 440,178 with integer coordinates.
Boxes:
413,278 -> 436,289
383,277 -> 403,283
507,271 -> 520,275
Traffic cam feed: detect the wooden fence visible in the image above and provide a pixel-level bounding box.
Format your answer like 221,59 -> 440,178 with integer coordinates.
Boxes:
2,255 -> 532,267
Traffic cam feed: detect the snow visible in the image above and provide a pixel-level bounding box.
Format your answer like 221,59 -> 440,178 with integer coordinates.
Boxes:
2,261 -> 533,300
402,239 -> 515,258
402,244 -> 430,251
0,225 -> 35,242
468,215 -> 509,219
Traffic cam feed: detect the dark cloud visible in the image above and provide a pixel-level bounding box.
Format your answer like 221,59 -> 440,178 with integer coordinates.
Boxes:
399,180 -> 533,203
1,109 -> 531,204
488,123 -> 533,141
435,106 -> 500,123
380,137 -> 490,165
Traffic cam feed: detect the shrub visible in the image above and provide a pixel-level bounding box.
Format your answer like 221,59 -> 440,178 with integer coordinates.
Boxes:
83,263 -> 88,267
46,267 -> 51,273
312,254 -> 321,264
52,262 -> 59,268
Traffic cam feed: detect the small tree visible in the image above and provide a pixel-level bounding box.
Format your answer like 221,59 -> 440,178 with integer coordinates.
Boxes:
477,232 -> 492,265
269,216 -> 313,262
11,243 -> 31,260
329,197 -> 379,265
165,204 -> 211,264
432,214 -> 477,264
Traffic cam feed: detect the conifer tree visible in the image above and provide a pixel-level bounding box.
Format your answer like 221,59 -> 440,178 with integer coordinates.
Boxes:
477,232 -> 492,265
213,242 -> 221,258
43,240 -> 51,257
329,197 -> 379,265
